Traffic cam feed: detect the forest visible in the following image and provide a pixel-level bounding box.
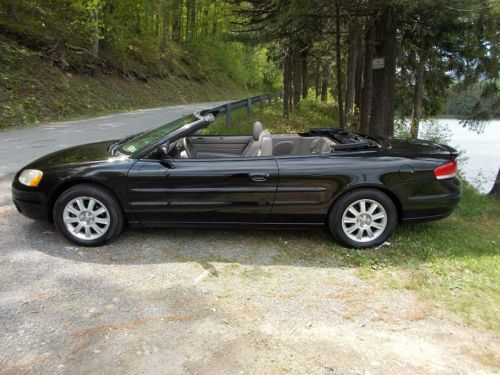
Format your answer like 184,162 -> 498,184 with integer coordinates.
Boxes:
0,0 -> 498,135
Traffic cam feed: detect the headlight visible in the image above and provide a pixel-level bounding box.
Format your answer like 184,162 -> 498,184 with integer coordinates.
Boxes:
19,169 -> 43,187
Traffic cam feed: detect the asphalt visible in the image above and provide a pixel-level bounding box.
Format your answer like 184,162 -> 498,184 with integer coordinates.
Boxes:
0,101 -> 227,177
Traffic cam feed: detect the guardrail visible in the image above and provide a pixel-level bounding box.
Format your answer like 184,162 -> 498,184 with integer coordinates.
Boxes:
220,93 -> 282,128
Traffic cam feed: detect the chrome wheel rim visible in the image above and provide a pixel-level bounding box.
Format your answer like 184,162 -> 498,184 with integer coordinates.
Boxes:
63,197 -> 110,240
341,199 -> 387,243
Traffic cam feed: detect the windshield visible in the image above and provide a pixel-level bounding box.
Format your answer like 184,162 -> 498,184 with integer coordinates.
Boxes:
119,114 -> 199,155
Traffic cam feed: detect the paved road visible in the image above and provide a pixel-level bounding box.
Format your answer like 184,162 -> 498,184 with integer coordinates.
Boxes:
0,101 -> 227,177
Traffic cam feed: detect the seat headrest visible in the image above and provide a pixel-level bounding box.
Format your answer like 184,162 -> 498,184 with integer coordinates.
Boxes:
258,130 -> 273,156
252,121 -> 263,140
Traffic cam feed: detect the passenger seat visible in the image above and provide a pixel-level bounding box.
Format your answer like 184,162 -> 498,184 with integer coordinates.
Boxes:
241,122 -> 273,157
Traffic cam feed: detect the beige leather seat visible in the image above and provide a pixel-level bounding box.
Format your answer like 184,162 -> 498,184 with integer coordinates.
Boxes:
242,122 -> 273,157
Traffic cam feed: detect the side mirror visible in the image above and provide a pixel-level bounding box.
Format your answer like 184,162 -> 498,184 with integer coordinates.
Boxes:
157,144 -> 169,159
157,144 -> 175,168
159,159 -> 175,169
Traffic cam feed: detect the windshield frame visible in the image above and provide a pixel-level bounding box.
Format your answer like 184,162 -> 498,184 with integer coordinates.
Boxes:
119,111 -> 215,158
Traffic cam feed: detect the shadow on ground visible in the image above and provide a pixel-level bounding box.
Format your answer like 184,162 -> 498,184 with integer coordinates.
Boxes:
2,173 -> 495,271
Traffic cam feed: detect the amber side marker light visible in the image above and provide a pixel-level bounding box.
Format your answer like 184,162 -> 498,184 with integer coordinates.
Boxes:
18,169 -> 44,187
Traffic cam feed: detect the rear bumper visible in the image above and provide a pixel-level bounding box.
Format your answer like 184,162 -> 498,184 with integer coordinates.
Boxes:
11,185 -> 50,221
398,177 -> 462,223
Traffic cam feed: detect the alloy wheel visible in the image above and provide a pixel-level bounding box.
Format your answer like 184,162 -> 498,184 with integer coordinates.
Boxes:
341,199 -> 387,243
62,196 -> 111,240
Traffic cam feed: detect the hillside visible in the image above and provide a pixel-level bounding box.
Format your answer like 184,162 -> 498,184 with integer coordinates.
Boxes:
0,34 -> 256,129
0,0 -> 276,129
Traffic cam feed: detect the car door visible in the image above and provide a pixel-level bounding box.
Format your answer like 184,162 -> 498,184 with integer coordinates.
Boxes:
189,135 -> 253,158
126,156 -> 279,225
271,154 -> 345,224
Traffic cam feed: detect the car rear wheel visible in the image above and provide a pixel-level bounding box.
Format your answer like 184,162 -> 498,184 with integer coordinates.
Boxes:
328,189 -> 397,249
53,184 -> 124,246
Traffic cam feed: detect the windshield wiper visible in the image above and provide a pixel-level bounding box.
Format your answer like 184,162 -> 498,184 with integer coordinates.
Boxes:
109,131 -> 148,155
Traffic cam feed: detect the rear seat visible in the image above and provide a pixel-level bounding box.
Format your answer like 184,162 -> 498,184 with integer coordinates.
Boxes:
272,135 -> 335,155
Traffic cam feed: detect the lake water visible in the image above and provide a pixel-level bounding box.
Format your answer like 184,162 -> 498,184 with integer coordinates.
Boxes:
420,119 -> 500,193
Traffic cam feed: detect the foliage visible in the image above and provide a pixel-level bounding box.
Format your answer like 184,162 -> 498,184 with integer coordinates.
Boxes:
0,35 -> 251,128
202,99 -> 335,136
394,119 -> 452,144
0,0 -> 288,127
229,0 -> 499,136
0,0 -> 497,133
0,0 -> 279,89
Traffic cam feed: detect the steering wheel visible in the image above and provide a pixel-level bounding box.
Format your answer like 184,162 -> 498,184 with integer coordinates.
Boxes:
182,136 -> 196,158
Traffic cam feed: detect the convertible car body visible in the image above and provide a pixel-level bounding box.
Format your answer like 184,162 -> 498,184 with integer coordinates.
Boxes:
12,102 -> 462,248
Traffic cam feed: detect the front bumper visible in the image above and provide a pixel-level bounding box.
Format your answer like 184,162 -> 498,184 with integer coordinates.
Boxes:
11,184 -> 50,221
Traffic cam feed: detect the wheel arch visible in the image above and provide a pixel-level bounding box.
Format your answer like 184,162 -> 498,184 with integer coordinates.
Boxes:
329,184 -> 403,223
48,179 -> 124,222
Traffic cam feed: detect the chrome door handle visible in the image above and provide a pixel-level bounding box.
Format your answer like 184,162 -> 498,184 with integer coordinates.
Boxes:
249,173 -> 270,182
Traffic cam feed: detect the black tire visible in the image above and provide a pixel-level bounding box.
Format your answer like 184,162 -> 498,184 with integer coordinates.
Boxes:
328,189 -> 397,249
53,184 -> 124,247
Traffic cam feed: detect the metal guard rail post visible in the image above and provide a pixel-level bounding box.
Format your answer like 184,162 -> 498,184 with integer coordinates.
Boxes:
223,93 -> 282,128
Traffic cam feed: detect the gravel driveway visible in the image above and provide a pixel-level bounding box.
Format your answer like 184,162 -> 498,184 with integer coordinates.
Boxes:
0,107 -> 498,374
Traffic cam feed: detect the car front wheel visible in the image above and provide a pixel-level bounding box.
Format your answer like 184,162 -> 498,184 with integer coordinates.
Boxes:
328,189 -> 397,249
53,184 -> 124,246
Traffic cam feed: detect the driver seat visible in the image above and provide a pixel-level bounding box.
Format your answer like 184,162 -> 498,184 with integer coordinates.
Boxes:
241,121 -> 273,157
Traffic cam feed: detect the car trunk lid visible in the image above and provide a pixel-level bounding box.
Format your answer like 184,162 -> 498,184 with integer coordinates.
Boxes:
386,138 -> 459,159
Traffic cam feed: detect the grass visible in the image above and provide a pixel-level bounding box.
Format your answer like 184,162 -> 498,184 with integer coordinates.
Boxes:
208,102 -> 500,332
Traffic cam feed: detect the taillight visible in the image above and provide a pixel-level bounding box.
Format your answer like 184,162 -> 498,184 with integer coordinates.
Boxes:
434,159 -> 457,180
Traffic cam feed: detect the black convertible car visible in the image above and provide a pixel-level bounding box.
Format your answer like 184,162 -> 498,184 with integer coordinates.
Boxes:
12,103 -> 461,248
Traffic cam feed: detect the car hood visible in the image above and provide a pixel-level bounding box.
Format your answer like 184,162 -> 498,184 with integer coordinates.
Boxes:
25,140 -> 121,170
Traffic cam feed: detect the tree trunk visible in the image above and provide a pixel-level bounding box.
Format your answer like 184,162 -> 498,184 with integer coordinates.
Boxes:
321,63 -> 330,102
315,60 -> 321,99
369,6 -> 398,137
301,48 -> 309,99
283,52 -> 292,118
359,21 -> 374,134
345,19 -> 359,117
212,7 -> 218,42
186,0 -> 191,44
90,7 -> 100,58
488,169 -> 500,200
335,0 -> 345,128
293,51 -> 302,108
4,0 -> 17,18
154,0 -> 160,38
202,3 -> 209,36
160,2 -> 170,51
411,56 -> 425,138
172,0 -> 183,42
186,0 -> 197,44
191,0 -> 197,41
354,29 -> 363,112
